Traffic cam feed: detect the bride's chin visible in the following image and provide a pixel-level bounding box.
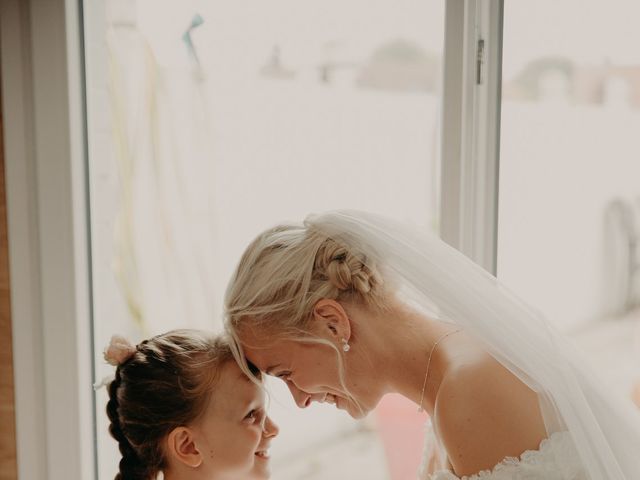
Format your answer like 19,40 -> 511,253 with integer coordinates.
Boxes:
339,397 -> 369,419
348,408 -> 368,420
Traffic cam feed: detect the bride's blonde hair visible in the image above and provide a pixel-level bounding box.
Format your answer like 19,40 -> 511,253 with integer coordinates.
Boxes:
224,222 -> 390,409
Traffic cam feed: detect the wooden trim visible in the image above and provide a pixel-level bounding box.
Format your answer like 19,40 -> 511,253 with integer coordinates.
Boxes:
0,59 -> 18,480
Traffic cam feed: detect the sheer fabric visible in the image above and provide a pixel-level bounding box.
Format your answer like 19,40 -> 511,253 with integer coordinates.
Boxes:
306,210 -> 640,479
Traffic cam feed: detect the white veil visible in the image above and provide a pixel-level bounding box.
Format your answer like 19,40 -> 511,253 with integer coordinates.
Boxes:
305,210 -> 640,480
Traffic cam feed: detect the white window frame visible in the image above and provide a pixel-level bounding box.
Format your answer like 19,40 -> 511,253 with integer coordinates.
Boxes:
440,0 -> 504,274
1,1 -> 504,478
1,0 -> 95,479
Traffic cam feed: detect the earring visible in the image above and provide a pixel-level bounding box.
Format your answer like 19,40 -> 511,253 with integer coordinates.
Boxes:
341,338 -> 351,352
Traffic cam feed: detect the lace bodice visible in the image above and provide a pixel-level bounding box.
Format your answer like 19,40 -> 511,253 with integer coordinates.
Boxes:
418,421 -> 587,480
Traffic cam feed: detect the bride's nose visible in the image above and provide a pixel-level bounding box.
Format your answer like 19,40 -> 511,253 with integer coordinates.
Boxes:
287,382 -> 312,408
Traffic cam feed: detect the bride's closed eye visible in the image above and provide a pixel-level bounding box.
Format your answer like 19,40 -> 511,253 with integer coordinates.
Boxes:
275,371 -> 291,380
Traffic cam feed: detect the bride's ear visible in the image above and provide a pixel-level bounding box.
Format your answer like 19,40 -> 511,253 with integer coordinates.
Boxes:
311,299 -> 351,341
166,427 -> 203,469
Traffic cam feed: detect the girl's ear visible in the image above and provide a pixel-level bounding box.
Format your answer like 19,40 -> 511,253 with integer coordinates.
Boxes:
166,427 -> 203,468
311,299 -> 352,342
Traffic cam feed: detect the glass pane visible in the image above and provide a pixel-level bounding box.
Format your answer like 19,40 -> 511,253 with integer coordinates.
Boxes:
84,0 -> 444,479
498,1 -> 640,399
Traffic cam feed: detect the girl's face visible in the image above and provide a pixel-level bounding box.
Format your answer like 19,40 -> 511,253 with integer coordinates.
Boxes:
194,361 -> 279,479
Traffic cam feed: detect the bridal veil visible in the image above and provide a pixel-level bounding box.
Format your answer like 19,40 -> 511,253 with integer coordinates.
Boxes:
305,210 -> 640,480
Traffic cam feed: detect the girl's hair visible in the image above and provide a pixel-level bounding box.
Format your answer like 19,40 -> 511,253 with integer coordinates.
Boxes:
106,329 -> 233,480
224,222 -> 389,381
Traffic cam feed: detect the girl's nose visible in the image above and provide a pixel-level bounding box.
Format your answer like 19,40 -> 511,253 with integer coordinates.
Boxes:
263,416 -> 279,438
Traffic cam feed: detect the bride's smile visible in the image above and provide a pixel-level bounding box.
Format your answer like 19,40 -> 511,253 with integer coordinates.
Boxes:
236,306 -> 394,420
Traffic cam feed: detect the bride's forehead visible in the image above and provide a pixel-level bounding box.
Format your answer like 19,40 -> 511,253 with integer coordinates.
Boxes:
238,324 -> 290,350
236,322 -> 275,343
242,339 -> 289,359
240,337 -> 298,371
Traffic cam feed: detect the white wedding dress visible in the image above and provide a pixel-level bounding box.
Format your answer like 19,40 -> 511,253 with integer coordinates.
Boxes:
418,420 -> 587,480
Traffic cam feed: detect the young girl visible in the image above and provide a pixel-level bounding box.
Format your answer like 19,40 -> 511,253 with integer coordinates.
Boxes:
103,329 -> 278,480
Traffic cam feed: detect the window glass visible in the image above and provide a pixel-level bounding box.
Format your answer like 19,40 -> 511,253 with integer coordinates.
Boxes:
84,1 -> 445,478
499,0 -> 640,332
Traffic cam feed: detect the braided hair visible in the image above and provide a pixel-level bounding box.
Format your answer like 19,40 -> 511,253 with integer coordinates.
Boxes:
225,222 -> 387,334
107,368 -> 150,480
105,330 -> 232,480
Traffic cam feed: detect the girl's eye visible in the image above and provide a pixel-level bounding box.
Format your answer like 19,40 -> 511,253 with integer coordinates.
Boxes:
276,371 -> 291,380
244,408 -> 265,425
244,410 -> 258,422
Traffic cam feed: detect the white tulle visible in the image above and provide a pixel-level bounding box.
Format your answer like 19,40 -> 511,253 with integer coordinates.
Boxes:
305,210 -> 640,480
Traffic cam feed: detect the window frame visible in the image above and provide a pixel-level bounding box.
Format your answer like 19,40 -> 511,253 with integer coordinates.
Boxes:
1,1 -> 504,478
440,0 -> 503,274
1,0 -> 96,478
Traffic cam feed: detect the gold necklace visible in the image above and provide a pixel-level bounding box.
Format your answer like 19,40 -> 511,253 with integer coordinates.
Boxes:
417,328 -> 462,413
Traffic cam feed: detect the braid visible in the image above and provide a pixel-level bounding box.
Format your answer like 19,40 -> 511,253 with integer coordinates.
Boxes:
107,369 -> 148,480
315,239 -> 383,298
103,330 -> 232,480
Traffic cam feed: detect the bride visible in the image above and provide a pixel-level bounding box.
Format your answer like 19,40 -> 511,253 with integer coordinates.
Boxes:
224,210 -> 640,479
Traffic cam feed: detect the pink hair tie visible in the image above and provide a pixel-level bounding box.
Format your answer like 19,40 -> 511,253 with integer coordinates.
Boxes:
104,335 -> 137,366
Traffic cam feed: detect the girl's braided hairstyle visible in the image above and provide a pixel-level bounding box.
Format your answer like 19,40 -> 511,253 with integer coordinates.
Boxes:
105,330 -> 232,480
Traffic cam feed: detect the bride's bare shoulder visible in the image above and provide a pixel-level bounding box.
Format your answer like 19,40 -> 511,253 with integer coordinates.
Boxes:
433,354 -> 547,477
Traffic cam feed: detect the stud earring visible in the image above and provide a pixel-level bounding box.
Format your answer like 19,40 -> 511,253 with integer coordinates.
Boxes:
341,338 -> 351,352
